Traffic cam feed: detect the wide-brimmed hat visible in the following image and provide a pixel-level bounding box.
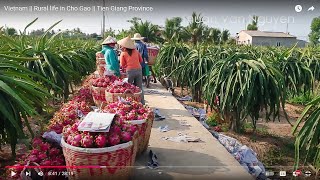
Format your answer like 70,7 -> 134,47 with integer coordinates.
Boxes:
117,37 -> 136,49
101,36 -> 117,45
131,33 -> 144,40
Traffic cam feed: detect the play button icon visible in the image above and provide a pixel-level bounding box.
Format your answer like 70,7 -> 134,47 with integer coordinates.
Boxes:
11,171 -> 17,177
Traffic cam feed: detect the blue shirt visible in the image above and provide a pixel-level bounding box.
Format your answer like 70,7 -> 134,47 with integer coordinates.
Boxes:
135,41 -> 149,68
101,45 -> 120,77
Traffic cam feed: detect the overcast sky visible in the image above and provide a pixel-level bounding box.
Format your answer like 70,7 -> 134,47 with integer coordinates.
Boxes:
1,0 -> 319,41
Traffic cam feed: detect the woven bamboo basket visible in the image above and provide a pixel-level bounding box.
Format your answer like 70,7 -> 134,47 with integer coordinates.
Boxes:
147,47 -> 159,65
96,64 -> 106,77
93,71 -> 100,78
126,111 -> 154,155
91,86 -> 108,107
96,52 -> 104,59
96,58 -> 106,66
105,91 -> 141,103
61,134 -> 138,180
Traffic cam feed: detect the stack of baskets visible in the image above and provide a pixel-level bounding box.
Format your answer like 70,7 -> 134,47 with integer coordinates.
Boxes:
147,47 -> 159,66
96,52 -> 106,77
91,86 -> 108,107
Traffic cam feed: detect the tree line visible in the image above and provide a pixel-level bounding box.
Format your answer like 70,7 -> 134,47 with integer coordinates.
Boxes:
1,12 -> 234,45
3,13 -> 320,45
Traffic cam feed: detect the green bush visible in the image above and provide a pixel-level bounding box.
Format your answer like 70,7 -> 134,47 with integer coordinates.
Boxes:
206,113 -> 218,127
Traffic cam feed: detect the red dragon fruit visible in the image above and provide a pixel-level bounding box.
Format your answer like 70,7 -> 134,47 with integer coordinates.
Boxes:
108,133 -> 120,146
62,119 -> 73,126
38,153 -> 47,160
110,125 -> 121,134
40,143 -> 50,151
30,149 -> 40,155
116,110 -> 126,116
114,116 -> 125,126
127,124 -> 138,136
127,111 -> 136,119
137,108 -> 146,114
62,125 -> 72,137
49,148 -> 60,157
40,160 -> 52,166
28,155 -> 40,163
71,123 -> 79,132
71,134 -> 82,147
121,131 -> 132,142
136,115 -> 144,120
95,134 -> 108,148
131,101 -> 142,109
32,137 -> 43,148
66,134 -> 74,144
68,113 -> 77,120
51,156 -> 65,166
81,134 -> 94,148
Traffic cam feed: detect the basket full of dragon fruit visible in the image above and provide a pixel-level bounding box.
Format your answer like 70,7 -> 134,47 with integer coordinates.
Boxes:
96,52 -> 106,77
91,76 -> 119,107
102,98 -> 154,155
61,116 -> 138,180
105,81 -> 141,103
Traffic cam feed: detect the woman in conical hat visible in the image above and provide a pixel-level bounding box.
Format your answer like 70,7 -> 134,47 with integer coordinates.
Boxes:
101,36 -> 120,77
118,36 -> 145,104
132,33 -> 151,87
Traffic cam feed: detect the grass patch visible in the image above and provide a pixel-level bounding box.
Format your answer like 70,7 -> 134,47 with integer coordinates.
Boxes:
287,93 -> 314,105
262,138 -> 296,167
241,122 -> 269,136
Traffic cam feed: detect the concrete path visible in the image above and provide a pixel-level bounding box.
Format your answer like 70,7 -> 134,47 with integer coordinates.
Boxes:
133,83 -> 252,180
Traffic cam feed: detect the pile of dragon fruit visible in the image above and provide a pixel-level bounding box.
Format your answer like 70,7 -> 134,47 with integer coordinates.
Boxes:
9,137 -> 65,179
62,117 -> 138,148
47,100 -> 91,134
92,76 -> 119,87
106,82 -> 140,94
102,98 -> 152,121
71,87 -> 94,104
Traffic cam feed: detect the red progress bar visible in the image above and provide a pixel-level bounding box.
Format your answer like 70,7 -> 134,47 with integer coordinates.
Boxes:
5,166 -> 104,169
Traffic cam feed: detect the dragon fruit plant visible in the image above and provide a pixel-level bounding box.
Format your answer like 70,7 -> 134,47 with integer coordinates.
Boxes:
62,116 -> 137,148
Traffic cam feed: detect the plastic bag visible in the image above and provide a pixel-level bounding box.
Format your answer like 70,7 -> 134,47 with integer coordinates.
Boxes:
42,131 -> 62,145
234,145 -> 265,177
104,69 -> 115,76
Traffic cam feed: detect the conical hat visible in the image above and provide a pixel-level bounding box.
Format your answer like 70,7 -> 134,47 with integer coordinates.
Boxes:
102,36 -> 117,45
131,33 -> 144,40
117,37 -> 136,49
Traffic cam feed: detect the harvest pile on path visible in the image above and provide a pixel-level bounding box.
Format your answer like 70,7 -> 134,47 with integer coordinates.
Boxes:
7,68 -> 154,179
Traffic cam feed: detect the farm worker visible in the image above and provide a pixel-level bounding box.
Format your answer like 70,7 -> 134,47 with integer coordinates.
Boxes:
131,33 -> 150,79
142,37 -> 157,83
101,36 -> 120,77
118,37 -> 145,104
